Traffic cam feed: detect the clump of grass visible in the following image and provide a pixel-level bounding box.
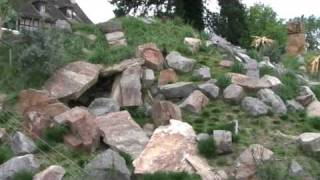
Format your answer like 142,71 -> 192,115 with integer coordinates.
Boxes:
0,145 -> 14,164
139,172 -> 201,180
119,152 -> 134,171
311,85 -> 320,100
12,171 -> 34,180
308,117 -> 320,130
216,75 -> 231,89
197,138 -> 216,158
231,61 -> 245,74
260,66 -> 275,77
276,72 -> 300,100
124,107 -> 148,126
256,160 -> 298,180
43,124 -> 70,143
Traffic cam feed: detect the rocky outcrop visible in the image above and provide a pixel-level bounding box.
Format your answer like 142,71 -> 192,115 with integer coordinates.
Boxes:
136,43 -> 164,70
54,107 -> 100,152
159,82 -> 197,99
33,165 -> 65,180
84,149 -> 131,180
180,90 -> 209,113
158,68 -> 178,85
241,97 -> 269,116
96,111 -> 149,158
198,82 -> 220,99
151,101 -> 182,127
44,61 -> 102,100
166,51 -> 196,73
213,130 -> 232,154
88,98 -> 120,116
10,132 -> 36,155
257,89 -> 287,114
298,133 -> 320,156
0,154 -> 40,180
223,84 -> 245,104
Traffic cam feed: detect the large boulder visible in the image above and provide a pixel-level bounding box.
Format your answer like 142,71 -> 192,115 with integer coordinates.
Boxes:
229,73 -> 282,90
33,165 -> 65,180
84,149 -> 131,180
257,89 -> 287,114
296,86 -> 317,107
286,100 -> 304,112
19,89 -> 69,138
54,107 -> 100,152
101,58 -> 145,77
158,68 -> 178,85
88,98 -> 120,116
298,133 -> 320,157
159,82 -> 197,99
166,51 -> 196,73
213,130 -> 232,154
136,43 -> 164,70
44,61 -> 102,100
198,82 -> 220,99
105,31 -> 127,47
223,84 -> 245,104
151,101 -> 182,127
10,132 -> 36,155
307,101 -> 320,117
96,111 -> 149,158
235,144 -> 274,180
184,37 -> 201,53
193,66 -> 211,80
241,97 -> 269,116
133,120 -> 224,180
180,90 -> 209,114
0,154 -> 40,180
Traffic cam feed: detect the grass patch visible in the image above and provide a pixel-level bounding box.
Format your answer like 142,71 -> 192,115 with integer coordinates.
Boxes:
197,137 -> 217,158
43,124 -> 70,143
260,66 -> 275,77
216,75 -> 231,89
308,117 -> 320,130
0,144 -> 14,164
139,172 -> 201,180
256,160 -> 299,180
123,107 -> 149,126
12,171 -> 34,180
231,61 -> 245,74
276,72 -> 300,100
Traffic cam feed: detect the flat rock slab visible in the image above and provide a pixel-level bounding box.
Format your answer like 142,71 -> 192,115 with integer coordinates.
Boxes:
136,43 -> 164,70
101,58 -> 145,77
96,111 -> 149,158
158,69 -> 178,85
106,31 -> 127,47
159,82 -> 197,99
298,133 -> 320,156
33,165 -> 65,180
88,98 -> 120,116
44,61 -> 102,100
166,51 -> 196,73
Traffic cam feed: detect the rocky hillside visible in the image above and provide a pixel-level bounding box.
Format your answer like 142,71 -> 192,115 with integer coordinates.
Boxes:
0,17 -> 320,180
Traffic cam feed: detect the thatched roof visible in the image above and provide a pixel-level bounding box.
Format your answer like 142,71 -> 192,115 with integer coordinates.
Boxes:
12,0 -> 92,23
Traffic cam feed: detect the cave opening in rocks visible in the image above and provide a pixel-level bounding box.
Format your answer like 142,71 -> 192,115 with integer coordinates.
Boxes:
68,74 -> 119,108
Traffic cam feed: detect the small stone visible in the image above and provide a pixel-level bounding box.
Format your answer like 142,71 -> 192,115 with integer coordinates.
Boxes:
152,101 -> 182,127
158,68 -> 178,85
180,90 -> 209,114
166,51 -> 196,73
88,98 -> 120,116
10,132 -> 36,155
159,82 -> 197,99
33,165 -> 66,180
184,37 -> 201,53
142,68 -> 156,88
198,82 -> 220,99
241,97 -> 269,116
289,160 -> 304,177
193,66 -> 211,80
213,130 -> 232,154
286,100 -> 304,112
197,133 -> 210,142
105,31 -> 127,47
223,84 -> 245,104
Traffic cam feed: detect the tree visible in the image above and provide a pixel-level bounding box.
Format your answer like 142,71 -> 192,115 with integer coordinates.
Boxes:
241,3 -> 287,49
213,0 -> 248,45
300,15 -> 320,50
0,0 -> 15,39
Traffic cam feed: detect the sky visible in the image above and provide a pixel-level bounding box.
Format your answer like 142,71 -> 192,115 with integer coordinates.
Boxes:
76,0 -> 320,24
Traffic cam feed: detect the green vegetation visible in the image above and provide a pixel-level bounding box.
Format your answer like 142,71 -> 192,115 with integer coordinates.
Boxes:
12,171 -> 34,180
197,138 -> 217,158
276,72 -> 300,100
139,172 -> 201,180
43,124 -> 70,143
308,117 -> 320,130
256,160 -> 298,180
216,75 -> 231,89
231,61 -> 245,74
260,66 -> 275,77
124,106 -> 150,126
0,144 -> 14,164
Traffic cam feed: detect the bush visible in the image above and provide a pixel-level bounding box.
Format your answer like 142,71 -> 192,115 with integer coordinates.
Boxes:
139,172 -> 201,180
197,138 -> 216,158
43,124 -> 70,143
308,117 -> 320,130
216,75 -> 231,89
276,72 -> 300,100
0,145 -> 14,164
256,160 -> 298,180
231,61 -> 245,73
12,171 -> 34,180
260,66 -> 275,77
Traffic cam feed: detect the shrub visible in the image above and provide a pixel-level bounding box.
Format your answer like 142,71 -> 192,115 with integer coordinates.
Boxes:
231,61 -> 245,73
260,66 -> 275,77
197,138 -> 216,158
43,124 -> 70,143
216,75 -> 231,89
0,145 -> 14,164
12,171 -> 34,180
276,72 -> 300,100
308,117 -> 320,130
256,160 -> 298,180
139,172 -> 201,180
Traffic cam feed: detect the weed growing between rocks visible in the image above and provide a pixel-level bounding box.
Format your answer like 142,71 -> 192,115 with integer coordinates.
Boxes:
197,138 -> 217,158
43,124 -> 70,143
0,144 -> 14,164
12,171 -> 34,180
308,117 -> 320,130
216,75 -> 232,90
231,61 -> 245,74
255,160 -> 299,180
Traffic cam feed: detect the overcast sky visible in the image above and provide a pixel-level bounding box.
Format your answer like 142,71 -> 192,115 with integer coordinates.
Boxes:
76,0 -> 320,24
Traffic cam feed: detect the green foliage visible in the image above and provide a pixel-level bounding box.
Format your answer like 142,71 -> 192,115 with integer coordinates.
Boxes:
311,85 -> 320,100
260,66 -> 275,77
276,72 -> 300,100
231,61 -> 245,73
258,43 -> 283,63
308,117 -> 320,130
139,172 -> 201,180
216,75 -> 231,89
124,107 -> 148,126
43,124 -> 70,143
0,144 -> 14,164
298,15 -> 320,50
282,55 -> 301,71
197,138 -> 217,158
12,171 -> 34,180
256,160 -> 298,180
119,152 -> 133,170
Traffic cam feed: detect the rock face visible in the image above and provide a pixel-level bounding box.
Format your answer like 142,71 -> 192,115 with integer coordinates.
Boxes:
166,51 -> 196,73
307,101 -> 320,117
286,100 -> 304,112
136,43 -> 164,70
257,89 -> 287,114
296,86 -> 317,107
84,149 -> 131,180
142,68 -> 156,88
241,97 -> 269,116
0,154 -> 40,180
88,98 -> 120,116
223,84 -> 245,104
105,31 -> 127,47
213,130 -> 232,154
119,65 -> 143,107
44,61 -> 102,100
180,90 -> 209,113
101,58 -> 145,77
10,132 -> 36,155
235,144 -> 274,180
152,101 -> 182,127
159,82 -> 197,99
198,82 -> 220,99
286,21 -> 306,55
96,111 -> 149,158
184,37 -> 201,53
298,133 -> 320,156
19,89 -> 69,138
158,69 -> 178,85
193,66 -> 211,80
54,107 -> 99,152
33,165 -> 66,180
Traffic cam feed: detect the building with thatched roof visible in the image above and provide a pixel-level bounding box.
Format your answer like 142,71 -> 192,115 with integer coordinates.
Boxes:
12,0 -> 91,31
